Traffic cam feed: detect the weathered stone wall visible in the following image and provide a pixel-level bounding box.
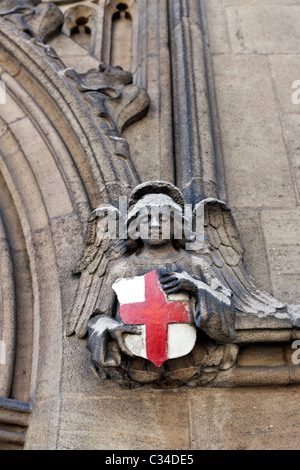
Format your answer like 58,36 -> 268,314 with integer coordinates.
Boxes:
0,0 -> 299,450
206,0 -> 300,305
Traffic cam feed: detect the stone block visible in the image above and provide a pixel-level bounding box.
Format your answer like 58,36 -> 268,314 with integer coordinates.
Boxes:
0,46 -> 20,77
226,5 -> 300,53
0,170 -> 25,251
237,344 -> 286,367
9,118 -> 74,219
205,0 -> 230,54
261,209 -> 300,303
0,90 -> 25,124
281,114 -> 300,201
190,386 -> 300,449
60,334 -> 104,397
25,228 -> 63,402
57,393 -> 190,450
25,398 -> 60,450
269,55 -> 300,116
232,208 -> 272,294
10,248 -> 33,403
0,125 -> 49,233
212,54 -> 296,207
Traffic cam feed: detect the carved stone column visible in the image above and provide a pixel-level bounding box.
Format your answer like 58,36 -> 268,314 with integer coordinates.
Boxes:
130,0 -> 174,183
168,0 -> 222,204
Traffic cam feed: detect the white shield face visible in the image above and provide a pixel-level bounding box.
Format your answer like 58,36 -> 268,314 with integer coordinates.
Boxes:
122,323 -> 197,361
113,271 -> 197,367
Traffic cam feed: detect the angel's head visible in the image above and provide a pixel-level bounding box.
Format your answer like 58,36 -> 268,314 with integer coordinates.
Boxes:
125,181 -> 193,251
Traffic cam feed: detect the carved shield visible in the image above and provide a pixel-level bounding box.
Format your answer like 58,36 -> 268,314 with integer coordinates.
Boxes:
112,270 -> 196,367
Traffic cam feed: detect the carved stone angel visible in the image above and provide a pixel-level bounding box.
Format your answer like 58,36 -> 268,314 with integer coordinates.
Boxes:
67,181 -> 300,388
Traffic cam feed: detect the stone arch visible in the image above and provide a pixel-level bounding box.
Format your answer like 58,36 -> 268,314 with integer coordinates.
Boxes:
102,0 -> 137,72
0,18 -> 142,448
110,2 -> 133,71
62,2 -> 99,56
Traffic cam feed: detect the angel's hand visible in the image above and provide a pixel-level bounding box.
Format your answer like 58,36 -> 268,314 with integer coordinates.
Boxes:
87,316 -> 141,367
109,320 -> 141,357
158,265 -> 198,295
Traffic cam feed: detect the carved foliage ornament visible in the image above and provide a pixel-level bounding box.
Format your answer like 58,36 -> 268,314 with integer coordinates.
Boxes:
67,181 -> 300,388
0,0 -> 64,43
64,63 -> 149,138
64,64 -> 149,186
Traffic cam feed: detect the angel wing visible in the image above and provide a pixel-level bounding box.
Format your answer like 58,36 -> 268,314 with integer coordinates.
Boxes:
66,205 -> 126,338
192,198 -> 287,317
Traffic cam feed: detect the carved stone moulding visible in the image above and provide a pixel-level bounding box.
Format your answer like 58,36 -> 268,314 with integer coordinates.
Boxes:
0,398 -> 31,450
0,1 -> 150,205
64,63 -> 149,166
0,0 -> 64,43
61,1 -> 100,56
0,213 -> 16,399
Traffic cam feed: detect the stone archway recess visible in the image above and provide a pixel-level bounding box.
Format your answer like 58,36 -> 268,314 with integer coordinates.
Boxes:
0,11 -> 149,447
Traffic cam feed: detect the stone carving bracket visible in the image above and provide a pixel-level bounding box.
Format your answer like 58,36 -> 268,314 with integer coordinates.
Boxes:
64,63 -> 150,165
0,0 -> 64,43
64,64 -> 150,133
67,181 -> 300,388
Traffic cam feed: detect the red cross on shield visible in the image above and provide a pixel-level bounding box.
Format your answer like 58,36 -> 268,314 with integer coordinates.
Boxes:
112,270 -> 196,367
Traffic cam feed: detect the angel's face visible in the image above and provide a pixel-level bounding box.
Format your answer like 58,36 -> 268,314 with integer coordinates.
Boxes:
137,205 -> 175,247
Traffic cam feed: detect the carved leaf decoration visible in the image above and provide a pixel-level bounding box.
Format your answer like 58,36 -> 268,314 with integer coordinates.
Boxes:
0,1 -> 64,43
64,64 -> 148,189
193,198 -> 287,317
105,84 -> 151,133
67,65 -> 132,90
67,205 -> 126,338
64,64 -> 150,136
